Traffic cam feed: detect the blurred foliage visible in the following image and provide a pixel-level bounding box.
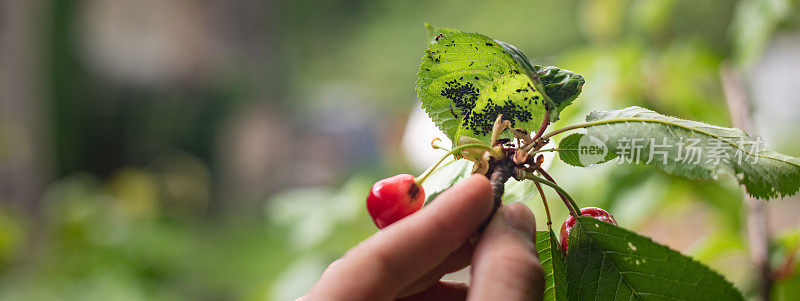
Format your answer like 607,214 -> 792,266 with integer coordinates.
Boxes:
0,170 -> 376,300
1,0 -> 799,300
772,228 -> 800,300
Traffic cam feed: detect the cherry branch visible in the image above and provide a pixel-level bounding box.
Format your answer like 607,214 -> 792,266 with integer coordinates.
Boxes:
478,157 -> 516,232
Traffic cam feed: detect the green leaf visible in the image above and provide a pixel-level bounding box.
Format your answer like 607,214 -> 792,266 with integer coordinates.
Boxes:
420,159 -> 472,205
416,27 -> 554,143
566,216 -> 744,300
535,66 -> 585,116
536,229 -> 567,301
557,133 -> 616,167
557,133 -> 583,167
424,23 -> 460,43
581,106 -> 800,199
493,42 -> 582,122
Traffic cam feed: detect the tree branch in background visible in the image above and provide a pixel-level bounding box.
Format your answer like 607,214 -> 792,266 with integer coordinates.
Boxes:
721,63 -> 772,301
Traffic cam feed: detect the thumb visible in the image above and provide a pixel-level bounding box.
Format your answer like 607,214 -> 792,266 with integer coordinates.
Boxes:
468,202 -> 544,301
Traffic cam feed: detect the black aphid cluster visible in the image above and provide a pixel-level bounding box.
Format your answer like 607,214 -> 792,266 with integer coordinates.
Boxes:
441,79 -> 479,114
464,99 -> 533,136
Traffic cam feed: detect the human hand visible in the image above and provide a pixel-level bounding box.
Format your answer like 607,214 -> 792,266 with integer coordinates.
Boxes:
301,174 -> 544,300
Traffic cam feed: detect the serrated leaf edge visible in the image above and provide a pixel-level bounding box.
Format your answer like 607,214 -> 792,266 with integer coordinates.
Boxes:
568,217 -> 744,300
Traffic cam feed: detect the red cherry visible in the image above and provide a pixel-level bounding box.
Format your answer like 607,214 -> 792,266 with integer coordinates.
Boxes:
366,174 -> 425,229
560,207 -> 617,254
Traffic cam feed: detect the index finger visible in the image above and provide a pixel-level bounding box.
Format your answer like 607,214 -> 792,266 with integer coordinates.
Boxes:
307,174 -> 493,299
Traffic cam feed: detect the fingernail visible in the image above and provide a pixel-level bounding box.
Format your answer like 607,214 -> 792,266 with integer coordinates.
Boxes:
502,203 -> 535,238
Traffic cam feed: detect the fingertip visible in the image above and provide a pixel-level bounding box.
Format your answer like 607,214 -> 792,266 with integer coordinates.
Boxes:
452,174 -> 493,213
500,202 -> 536,239
466,174 -> 492,197
424,174 -> 493,222
465,173 -> 492,189
420,173 -> 494,237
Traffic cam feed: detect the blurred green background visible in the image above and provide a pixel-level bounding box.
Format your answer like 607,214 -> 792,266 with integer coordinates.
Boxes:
1,0 -> 800,300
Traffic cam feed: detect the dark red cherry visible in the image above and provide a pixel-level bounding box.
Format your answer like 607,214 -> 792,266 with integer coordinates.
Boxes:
366,174 -> 425,229
560,207 -> 617,254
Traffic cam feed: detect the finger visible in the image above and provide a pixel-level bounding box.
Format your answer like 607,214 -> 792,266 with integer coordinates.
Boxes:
468,203 -> 544,301
398,281 -> 469,301
398,242 -> 474,297
307,175 -> 493,300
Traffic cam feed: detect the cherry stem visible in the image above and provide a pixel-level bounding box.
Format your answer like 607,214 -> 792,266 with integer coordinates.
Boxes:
537,118 -> 639,142
538,125 -> 583,142
530,109 -> 550,142
521,110 -> 550,150
539,115 -> 733,142
415,143 -> 493,185
522,171 -> 580,218
533,181 -> 552,227
536,167 -> 581,217
528,148 -> 567,156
